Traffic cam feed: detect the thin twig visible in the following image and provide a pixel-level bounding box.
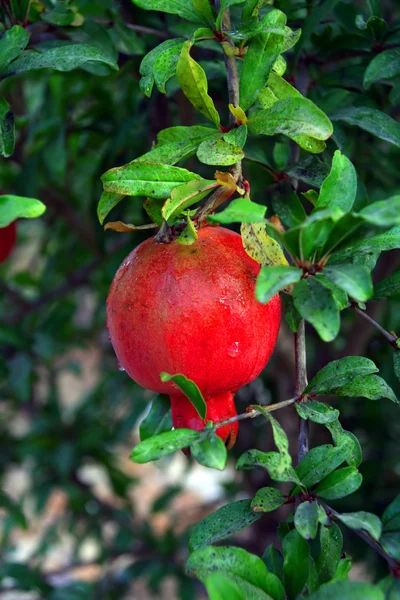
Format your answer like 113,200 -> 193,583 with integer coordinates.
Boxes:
125,23 -> 169,39
213,397 -> 298,429
295,321 -> 309,463
322,502 -> 400,573
353,306 -> 398,346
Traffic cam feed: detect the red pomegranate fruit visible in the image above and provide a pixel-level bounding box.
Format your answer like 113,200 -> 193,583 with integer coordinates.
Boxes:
107,225 -> 281,448
0,221 -> 16,264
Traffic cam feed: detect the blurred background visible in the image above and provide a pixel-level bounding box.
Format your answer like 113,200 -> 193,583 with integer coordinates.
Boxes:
1,0 -> 400,598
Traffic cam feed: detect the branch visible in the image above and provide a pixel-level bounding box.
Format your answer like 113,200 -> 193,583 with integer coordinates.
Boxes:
295,321 -> 309,463
213,397 -> 298,429
353,305 -> 398,347
322,502 -> 400,574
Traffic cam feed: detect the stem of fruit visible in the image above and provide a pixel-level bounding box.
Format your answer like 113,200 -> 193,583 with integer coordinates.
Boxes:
321,501 -> 400,573
295,320 -> 309,463
353,305 -> 398,346
212,396 -> 298,429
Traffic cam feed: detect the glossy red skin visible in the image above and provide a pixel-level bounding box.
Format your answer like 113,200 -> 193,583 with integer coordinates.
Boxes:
0,221 -> 16,263
107,226 -> 281,447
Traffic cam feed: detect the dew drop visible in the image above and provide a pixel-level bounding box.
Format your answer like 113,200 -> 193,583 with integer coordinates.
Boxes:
227,342 -> 240,358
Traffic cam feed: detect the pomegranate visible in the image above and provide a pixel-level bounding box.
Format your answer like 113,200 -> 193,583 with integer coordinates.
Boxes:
0,221 -> 16,263
107,225 -> 281,448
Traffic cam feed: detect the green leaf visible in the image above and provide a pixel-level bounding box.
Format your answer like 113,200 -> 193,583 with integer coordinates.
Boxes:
286,156 -> 331,189
0,490 -> 27,529
153,41 -> 186,93
0,25 -> 30,72
160,372 -> 206,419
383,495 -> 400,531
292,277 -> 340,342
162,179 -> 216,222
262,545 -> 283,581
364,48 -> 400,89
197,138 -> 244,165
331,226 -> 400,264
308,580 -> 385,600
223,125 -> 248,149
189,499 -> 263,552
331,106 -> 400,148
381,533 -> 400,561
283,295 -> 302,333
239,10 -> 286,111
139,39 -> 186,97
133,0 -> 205,23
204,573 -> 274,600
140,132 -> 220,166
101,162 -> 202,198
315,467 -> 362,500
97,192 -> 125,225
295,444 -> 352,489
251,487 -> 286,513
176,41 -> 220,126
236,450 -> 301,485
251,407 -> 294,479
0,195 -> 46,227
359,196 -> 400,227
323,264 -> 373,302
186,545 -> 284,600
336,511 -> 382,541
139,395 -> 172,442
315,522 -> 343,585
316,150 -> 357,212
330,374 -> 398,404
191,432 -> 227,470
394,353 -> 400,383
295,501 -> 320,540
304,356 -> 379,395
271,190 -> 307,228
3,44 -> 119,75
0,98 -> 15,157
283,206 -> 344,260
209,198 -> 266,224
249,98 -> 333,141
374,272 -> 400,299
131,428 -> 200,463
325,421 -> 362,468
296,401 -> 339,425
282,529 -> 310,600
256,266 -> 302,304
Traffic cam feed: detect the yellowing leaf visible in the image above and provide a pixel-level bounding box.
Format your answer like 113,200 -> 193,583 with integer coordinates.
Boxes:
162,179 -> 217,223
215,170 -> 244,194
241,223 -> 289,267
228,104 -> 248,124
176,41 -> 220,127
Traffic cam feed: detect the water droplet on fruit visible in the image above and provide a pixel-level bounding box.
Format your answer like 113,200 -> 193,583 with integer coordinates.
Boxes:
114,270 -> 123,280
227,342 -> 240,358
118,362 -> 125,372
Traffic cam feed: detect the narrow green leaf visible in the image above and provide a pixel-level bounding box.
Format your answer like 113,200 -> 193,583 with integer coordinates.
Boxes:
359,195 -> 400,227
160,372 -> 206,419
0,195 -> 46,227
154,42 -> 186,93
305,356 -> 379,395
292,277 -> 340,342
331,226 -> 400,263
249,98 -> 333,141
223,124 -> 248,149
325,421 -> 362,468
331,106 -> 400,148
262,545 -> 284,581
204,573 -> 273,600
209,198 -> 266,224
382,495 -> 400,531
337,512 -> 382,541
176,40 -> 220,126
139,395 -> 172,442
295,444 -> 352,489
286,156 -> 331,189
251,407 -> 293,478
381,533 -> 400,561
251,487 -> 286,513
374,272 -> 400,299
316,150 -> 357,212
294,501 -> 320,540
364,48 -> 400,89
139,39 -> 186,96
189,499 -> 263,552
236,450 -> 301,485
162,179 -> 216,222
0,98 -> 15,157
3,44 -> 118,75
197,138 -> 244,165
0,25 -> 30,73
256,266 -> 302,304
315,467 -> 362,500
133,0 -> 205,23
101,162 -> 202,198
191,432 -> 227,470
331,374 -> 398,404
324,264 -> 373,302
131,429 -> 200,463
296,401 -> 339,425
97,191 -> 125,225
283,529 -> 310,600
315,522 -> 343,584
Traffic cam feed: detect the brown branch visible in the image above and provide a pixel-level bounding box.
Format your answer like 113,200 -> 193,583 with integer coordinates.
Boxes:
295,321 -> 309,463
353,305 -> 398,347
213,397 -> 298,429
